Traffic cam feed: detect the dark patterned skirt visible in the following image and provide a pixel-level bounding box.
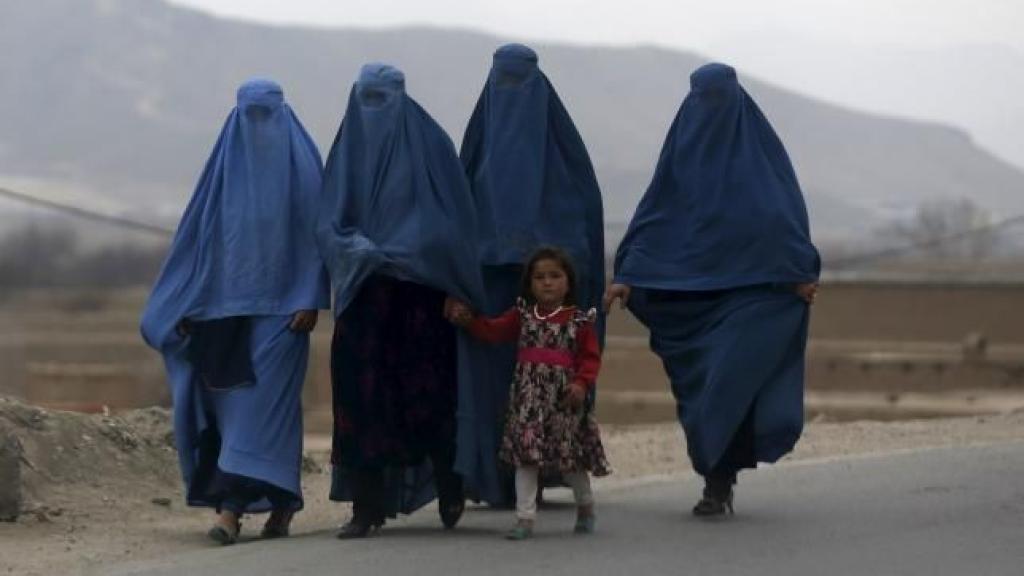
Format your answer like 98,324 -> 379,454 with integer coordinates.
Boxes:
330,274 -> 458,470
499,361 -> 610,477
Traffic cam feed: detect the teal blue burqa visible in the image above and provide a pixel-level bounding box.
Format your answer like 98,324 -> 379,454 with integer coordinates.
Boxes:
141,79 -> 328,510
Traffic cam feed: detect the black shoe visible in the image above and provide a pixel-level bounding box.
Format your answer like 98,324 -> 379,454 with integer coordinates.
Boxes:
260,510 -> 294,539
336,518 -> 383,539
692,486 -> 734,517
439,496 -> 465,529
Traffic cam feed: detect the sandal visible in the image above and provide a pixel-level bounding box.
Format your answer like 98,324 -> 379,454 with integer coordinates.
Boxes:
208,518 -> 242,545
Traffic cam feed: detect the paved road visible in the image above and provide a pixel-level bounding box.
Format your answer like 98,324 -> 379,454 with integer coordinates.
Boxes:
109,442 -> 1024,576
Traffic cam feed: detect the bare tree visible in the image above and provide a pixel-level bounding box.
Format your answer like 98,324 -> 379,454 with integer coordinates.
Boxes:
0,224 -> 167,293
0,224 -> 77,289
882,197 -> 1000,259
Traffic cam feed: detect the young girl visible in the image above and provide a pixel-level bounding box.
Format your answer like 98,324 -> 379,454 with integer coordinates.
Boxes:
448,246 -> 610,540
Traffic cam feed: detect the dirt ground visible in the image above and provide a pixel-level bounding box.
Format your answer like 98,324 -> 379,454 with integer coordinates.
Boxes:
1,396 -> 1022,576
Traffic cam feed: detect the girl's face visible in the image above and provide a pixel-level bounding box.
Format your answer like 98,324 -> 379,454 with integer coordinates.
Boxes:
530,258 -> 570,309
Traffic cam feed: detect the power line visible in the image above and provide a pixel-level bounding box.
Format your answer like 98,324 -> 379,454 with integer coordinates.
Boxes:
0,187 -> 174,238
827,213 -> 1024,270
3,184 -> 1022,266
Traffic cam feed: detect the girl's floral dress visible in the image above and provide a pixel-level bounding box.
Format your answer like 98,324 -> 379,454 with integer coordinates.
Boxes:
467,298 -> 609,476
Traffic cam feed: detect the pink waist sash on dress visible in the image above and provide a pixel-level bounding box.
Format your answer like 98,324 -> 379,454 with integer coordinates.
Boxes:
517,347 -> 574,368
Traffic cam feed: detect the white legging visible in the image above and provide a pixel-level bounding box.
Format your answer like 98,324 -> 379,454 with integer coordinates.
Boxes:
515,466 -> 594,521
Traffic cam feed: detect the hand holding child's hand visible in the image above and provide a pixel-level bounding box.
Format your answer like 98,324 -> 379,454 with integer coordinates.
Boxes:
453,305 -> 473,326
561,384 -> 587,411
444,297 -> 473,326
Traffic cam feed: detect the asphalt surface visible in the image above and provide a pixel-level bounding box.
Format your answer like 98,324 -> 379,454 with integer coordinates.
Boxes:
108,441 -> 1024,576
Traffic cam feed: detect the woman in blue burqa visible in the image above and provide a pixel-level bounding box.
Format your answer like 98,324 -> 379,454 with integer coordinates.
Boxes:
316,64 -> 486,538
140,79 -> 329,544
604,63 -> 820,516
456,43 -> 605,505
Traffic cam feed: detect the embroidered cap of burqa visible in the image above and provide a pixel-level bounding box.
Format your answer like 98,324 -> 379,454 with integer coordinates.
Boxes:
457,44 -> 605,504
316,64 -> 486,513
614,63 -> 820,474
140,79 -> 328,505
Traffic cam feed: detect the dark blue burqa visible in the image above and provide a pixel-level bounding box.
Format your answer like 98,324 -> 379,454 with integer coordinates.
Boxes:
316,64 -> 487,514
457,44 -> 606,503
140,79 -> 329,510
614,63 -> 819,475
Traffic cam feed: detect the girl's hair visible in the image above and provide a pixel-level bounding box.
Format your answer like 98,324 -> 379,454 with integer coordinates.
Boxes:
519,246 -> 577,306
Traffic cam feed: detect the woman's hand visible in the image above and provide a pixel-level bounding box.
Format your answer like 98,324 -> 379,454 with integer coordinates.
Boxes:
176,318 -> 192,337
561,383 -> 587,411
443,296 -> 457,320
289,310 -> 318,332
444,296 -> 473,327
795,282 -> 818,305
602,283 -> 631,313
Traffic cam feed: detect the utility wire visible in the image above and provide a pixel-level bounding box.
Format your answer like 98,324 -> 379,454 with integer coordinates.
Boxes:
0,187 -> 173,238
3,185 -> 1023,266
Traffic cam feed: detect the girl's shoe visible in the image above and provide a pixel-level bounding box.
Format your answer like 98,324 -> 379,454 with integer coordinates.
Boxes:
336,518 -> 384,539
504,520 -> 534,541
260,509 -> 294,539
208,518 -> 241,545
574,511 -> 596,534
692,486 -> 734,517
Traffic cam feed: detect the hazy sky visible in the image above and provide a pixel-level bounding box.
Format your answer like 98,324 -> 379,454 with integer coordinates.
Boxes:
168,0 -> 1024,53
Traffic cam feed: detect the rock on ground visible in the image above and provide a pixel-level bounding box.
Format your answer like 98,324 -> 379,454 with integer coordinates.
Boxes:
0,420 -> 21,521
